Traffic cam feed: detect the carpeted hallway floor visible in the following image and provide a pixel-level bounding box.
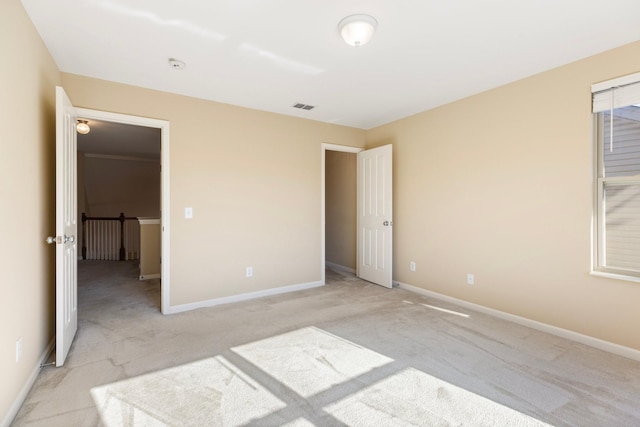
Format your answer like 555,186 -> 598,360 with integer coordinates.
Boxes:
10,260 -> 640,426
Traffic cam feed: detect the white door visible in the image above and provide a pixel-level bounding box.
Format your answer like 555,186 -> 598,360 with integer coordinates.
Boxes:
48,86 -> 78,367
357,144 -> 393,288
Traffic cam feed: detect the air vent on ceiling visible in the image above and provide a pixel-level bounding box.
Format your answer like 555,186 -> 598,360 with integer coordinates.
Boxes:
293,103 -> 315,111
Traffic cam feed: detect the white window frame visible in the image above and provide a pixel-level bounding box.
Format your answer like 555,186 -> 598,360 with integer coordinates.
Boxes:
592,72 -> 640,282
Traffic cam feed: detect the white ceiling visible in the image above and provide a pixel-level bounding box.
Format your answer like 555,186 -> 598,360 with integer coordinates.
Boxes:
21,0 -> 640,130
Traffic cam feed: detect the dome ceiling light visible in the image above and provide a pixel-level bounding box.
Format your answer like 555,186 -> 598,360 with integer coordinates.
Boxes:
338,14 -> 378,47
76,119 -> 90,134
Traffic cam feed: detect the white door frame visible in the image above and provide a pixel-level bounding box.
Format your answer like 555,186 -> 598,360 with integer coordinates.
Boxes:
321,143 -> 362,284
76,108 -> 171,314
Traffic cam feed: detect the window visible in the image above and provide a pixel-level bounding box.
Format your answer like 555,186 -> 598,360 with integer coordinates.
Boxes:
592,72 -> 640,279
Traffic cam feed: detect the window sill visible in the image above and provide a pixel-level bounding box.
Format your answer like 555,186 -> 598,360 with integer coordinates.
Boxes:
590,270 -> 640,283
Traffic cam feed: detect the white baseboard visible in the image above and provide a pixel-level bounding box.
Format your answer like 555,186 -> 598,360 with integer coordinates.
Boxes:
396,281 -> 640,362
325,262 -> 356,275
139,273 -> 161,280
166,280 -> 324,314
2,338 -> 55,427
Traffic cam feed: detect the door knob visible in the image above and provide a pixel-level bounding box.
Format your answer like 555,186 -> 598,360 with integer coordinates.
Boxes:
46,236 -> 60,244
46,235 -> 75,244
383,221 -> 389,226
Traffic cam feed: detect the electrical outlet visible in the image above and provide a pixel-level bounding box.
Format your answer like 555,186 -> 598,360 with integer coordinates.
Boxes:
16,337 -> 22,363
184,207 -> 193,219
246,266 -> 253,278
409,261 -> 416,272
467,273 -> 475,285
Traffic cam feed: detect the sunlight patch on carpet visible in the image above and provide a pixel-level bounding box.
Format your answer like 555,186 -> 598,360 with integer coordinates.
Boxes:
281,418 -> 317,426
91,356 -> 285,426
232,326 -> 393,397
325,367 -> 552,426
92,327 -> 554,426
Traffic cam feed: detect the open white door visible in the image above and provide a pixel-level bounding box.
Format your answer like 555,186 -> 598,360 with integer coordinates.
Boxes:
357,144 -> 393,288
47,87 -> 78,367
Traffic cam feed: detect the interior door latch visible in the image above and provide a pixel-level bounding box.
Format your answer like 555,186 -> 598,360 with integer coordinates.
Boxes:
46,236 -> 62,244
46,235 -> 74,244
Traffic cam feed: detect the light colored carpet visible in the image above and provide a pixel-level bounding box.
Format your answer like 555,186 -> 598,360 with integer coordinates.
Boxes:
11,261 -> 640,426
92,327 -> 550,426
91,356 -> 285,426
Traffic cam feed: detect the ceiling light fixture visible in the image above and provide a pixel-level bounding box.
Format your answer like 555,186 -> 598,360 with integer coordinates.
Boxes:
338,14 -> 377,47
76,120 -> 90,135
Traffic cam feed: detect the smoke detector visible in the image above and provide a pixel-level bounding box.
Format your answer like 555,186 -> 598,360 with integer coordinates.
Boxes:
168,58 -> 186,69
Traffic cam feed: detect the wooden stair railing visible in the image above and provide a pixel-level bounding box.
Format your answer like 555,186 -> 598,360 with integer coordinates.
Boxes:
81,212 -> 138,260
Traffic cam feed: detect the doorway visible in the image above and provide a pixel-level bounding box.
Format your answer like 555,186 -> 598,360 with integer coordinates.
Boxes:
321,144 -> 361,284
76,108 -> 171,313
321,143 -> 394,288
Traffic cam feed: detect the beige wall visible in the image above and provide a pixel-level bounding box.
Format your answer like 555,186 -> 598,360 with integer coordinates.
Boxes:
325,151 -> 357,270
367,41 -> 640,351
3,0 -> 640,420
0,0 -> 61,422
139,221 -> 161,278
61,73 -> 367,306
81,156 -> 161,218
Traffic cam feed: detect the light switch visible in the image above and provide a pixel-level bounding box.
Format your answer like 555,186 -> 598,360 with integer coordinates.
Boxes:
185,207 -> 193,219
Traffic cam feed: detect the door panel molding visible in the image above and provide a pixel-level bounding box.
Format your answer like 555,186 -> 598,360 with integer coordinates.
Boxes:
54,86 -> 78,366
357,144 -> 393,288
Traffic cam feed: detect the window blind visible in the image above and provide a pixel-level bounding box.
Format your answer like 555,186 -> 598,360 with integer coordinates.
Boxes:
602,108 -> 640,177
603,182 -> 640,273
593,71 -> 640,277
592,71 -> 640,113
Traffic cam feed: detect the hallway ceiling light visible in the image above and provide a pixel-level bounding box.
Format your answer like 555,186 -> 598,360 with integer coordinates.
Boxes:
76,120 -> 90,134
338,14 -> 377,47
